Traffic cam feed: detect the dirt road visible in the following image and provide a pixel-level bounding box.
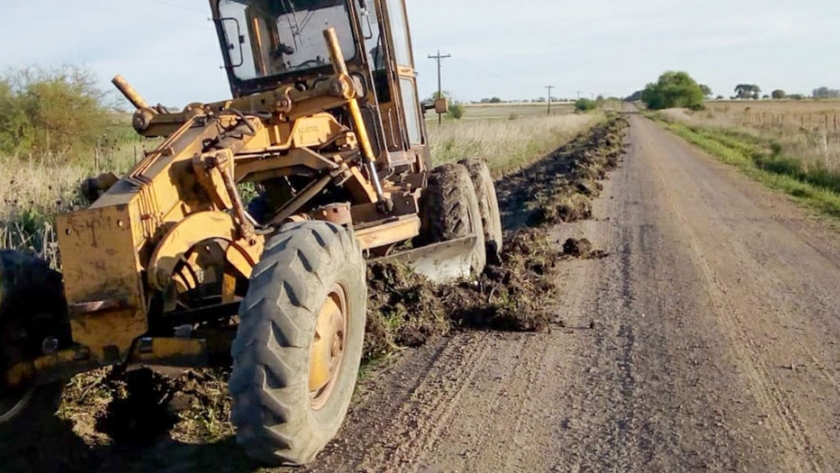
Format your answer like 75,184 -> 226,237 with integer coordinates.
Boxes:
307,113 -> 840,472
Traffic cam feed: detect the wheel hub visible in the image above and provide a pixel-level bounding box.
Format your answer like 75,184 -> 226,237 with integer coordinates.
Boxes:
308,284 -> 348,411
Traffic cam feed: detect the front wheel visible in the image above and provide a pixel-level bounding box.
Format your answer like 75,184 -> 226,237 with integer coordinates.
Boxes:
0,250 -> 69,425
230,221 -> 366,466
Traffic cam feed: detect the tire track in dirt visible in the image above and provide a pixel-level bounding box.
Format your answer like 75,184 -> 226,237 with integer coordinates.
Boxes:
637,114 -> 838,471
306,331 -> 492,471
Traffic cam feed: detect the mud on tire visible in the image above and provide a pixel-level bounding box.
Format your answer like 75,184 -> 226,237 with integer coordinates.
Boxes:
459,158 -> 503,264
230,221 -> 366,465
420,163 -> 487,276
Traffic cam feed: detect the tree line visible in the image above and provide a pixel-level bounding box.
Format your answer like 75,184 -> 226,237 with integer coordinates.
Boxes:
635,71 -> 840,110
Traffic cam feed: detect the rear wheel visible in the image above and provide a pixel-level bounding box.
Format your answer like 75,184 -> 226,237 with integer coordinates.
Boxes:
420,163 -> 486,276
0,250 -> 69,424
230,221 -> 366,465
460,158 -> 503,264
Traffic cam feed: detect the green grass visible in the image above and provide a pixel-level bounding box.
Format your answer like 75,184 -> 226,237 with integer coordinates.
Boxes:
649,112 -> 840,218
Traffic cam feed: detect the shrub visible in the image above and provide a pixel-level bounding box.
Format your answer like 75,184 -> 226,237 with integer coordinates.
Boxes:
574,98 -> 597,112
642,71 -> 705,110
447,103 -> 465,120
0,65 -> 115,158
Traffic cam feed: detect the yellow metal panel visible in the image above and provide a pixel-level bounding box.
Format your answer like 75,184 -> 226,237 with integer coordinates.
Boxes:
355,216 -> 421,250
147,211 -> 264,290
55,206 -> 147,360
291,114 -> 345,148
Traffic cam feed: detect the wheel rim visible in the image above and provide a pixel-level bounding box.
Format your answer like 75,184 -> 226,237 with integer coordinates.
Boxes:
308,283 -> 348,411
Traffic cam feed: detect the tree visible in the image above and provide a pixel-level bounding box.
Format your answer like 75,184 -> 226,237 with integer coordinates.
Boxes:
0,65 -> 113,157
771,89 -> 786,100
700,84 -> 712,97
489,97 -> 502,103
641,71 -> 705,110
734,84 -> 761,100
813,87 -> 840,99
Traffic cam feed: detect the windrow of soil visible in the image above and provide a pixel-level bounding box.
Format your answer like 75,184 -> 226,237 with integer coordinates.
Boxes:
362,114 -> 629,361
1,114 -> 629,471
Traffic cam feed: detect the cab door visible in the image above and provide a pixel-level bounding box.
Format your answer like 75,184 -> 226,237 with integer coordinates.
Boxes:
380,0 -> 427,167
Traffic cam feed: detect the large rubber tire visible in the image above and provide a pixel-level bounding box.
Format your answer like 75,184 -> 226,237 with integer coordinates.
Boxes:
230,221 -> 366,466
0,250 -> 69,424
420,163 -> 486,276
459,158 -> 503,264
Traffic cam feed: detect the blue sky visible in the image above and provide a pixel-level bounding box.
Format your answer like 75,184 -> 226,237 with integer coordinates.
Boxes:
2,0 -> 839,106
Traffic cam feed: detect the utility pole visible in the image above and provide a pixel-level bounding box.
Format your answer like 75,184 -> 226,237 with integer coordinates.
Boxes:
576,91 -> 582,100
428,50 -> 451,124
545,85 -> 554,116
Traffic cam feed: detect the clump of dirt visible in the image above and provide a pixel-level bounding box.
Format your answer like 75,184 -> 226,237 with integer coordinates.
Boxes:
94,369 -> 178,445
563,237 -> 593,258
364,228 -> 560,361
561,238 -> 610,260
58,367 -> 232,447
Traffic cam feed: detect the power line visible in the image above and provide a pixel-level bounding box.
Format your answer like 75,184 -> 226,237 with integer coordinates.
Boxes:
428,50 -> 451,125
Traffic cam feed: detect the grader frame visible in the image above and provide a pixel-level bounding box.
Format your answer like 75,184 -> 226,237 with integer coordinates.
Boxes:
7,0 -> 441,382
1,0 -> 496,465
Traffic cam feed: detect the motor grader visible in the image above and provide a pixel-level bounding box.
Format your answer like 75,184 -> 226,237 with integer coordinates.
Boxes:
0,0 -> 502,465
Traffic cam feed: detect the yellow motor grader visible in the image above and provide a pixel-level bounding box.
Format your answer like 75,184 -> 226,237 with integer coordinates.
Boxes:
0,0 -> 502,465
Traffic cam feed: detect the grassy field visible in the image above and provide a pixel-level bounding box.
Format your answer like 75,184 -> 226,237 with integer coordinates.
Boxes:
0,104 -> 603,265
460,103 -> 574,120
650,101 -> 840,218
429,112 -> 602,175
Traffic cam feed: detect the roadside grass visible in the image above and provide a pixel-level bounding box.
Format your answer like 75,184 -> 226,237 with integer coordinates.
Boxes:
649,112 -> 840,218
429,112 -> 604,175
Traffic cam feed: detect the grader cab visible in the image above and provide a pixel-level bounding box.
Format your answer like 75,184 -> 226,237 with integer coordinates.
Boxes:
0,0 -> 501,465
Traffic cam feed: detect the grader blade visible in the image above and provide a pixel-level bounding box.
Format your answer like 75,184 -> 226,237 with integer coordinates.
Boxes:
373,236 -> 478,283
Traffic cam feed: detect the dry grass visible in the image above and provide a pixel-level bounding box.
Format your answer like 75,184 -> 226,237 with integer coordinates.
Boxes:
429,112 -> 603,174
459,103 -> 575,120
0,146 -> 145,266
662,102 -> 840,173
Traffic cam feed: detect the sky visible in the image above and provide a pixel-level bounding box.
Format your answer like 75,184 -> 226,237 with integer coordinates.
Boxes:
2,0 -> 839,106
